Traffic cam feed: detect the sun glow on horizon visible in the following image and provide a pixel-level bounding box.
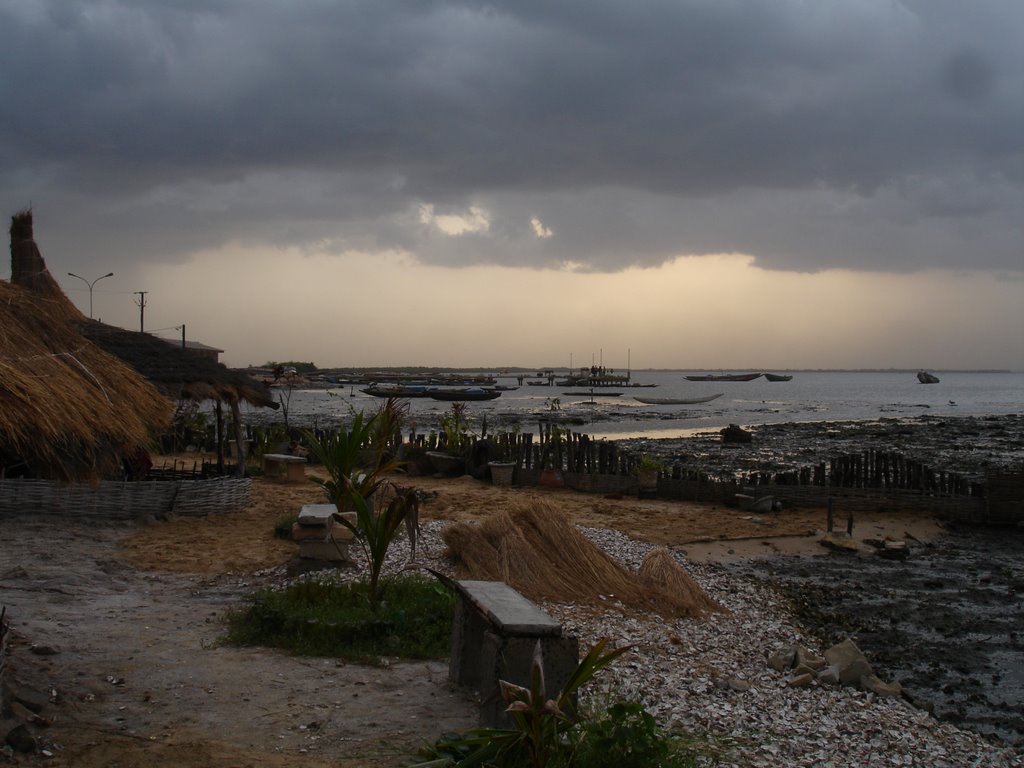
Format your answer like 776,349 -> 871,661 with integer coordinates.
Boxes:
116,245 -> 1023,370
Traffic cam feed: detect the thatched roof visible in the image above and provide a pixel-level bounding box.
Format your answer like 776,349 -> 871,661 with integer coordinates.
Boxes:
2,210 -> 171,480
77,321 -> 278,408
8,209 -> 276,410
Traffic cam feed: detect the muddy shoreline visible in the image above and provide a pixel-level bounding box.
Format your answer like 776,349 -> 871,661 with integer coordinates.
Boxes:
734,523 -> 1024,748
631,413 -> 1024,748
621,413 -> 1024,481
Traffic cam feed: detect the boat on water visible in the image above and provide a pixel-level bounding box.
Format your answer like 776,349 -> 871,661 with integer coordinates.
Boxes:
764,373 -> 793,382
634,393 -> 723,405
917,370 -> 940,384
361,384 -> 434,398
684,372 -> 763,382
428,387 -> 502,401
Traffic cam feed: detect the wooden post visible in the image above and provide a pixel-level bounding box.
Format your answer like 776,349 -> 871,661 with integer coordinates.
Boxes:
827,496 -> 834,532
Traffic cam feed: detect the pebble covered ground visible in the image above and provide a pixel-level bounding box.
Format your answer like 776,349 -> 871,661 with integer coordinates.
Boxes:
328,521 -> 1024,768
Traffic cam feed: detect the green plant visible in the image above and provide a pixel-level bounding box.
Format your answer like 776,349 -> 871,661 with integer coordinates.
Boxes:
223,574 -> 452,662
367,397 -> 410,466
273,514 -> 297,539
416,638 -> 630,768
572,702 -> 670,768
306,410 -> 418,609
439,402 -> 473,456
634,453 -> 667,474
339,486 -> 420,609
306,411 -> 402,504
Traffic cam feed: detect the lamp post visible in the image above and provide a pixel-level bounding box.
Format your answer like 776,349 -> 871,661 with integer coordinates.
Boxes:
67,271 -> 114,319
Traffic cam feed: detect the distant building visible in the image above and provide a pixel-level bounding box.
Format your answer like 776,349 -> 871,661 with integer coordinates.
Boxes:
160,337 -> 225,362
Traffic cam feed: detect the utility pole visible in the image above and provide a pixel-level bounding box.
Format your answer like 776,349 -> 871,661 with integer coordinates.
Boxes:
134,291 -> 148,332
178,324 -> 186,349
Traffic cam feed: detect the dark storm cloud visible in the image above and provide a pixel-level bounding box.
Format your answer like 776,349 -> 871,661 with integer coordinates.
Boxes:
1,0 -> 1021,274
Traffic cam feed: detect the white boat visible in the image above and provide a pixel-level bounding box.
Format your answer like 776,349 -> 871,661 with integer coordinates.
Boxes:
634,393 -> 723,405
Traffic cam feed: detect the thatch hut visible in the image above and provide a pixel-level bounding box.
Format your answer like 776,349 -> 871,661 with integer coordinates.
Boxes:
8,209 -> 278,476
2,211 -> 170,481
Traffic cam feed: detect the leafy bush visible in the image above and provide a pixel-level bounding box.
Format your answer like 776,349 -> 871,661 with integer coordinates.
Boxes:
572,702 -> 673,768
223,575 -> 453,663
416,637 -> 715,768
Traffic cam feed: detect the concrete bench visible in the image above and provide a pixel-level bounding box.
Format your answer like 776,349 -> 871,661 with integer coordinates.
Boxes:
262,453 -> 307,483
291,503 -> 355,564
446,579 -> 579,726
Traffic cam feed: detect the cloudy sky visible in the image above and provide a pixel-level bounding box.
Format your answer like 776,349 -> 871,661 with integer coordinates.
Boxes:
2,0 -> 1021,370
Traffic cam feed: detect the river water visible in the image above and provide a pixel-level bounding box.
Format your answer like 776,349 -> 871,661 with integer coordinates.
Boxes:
239,369 -> 1024,440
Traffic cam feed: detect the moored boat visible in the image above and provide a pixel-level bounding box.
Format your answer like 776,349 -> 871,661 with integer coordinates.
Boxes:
634,393 -> 723,405
685,372 -> 762,382
917,370 -> 940,384
361,384 -> 434,398
428,387 -> 502,401
763,373 -> 793,382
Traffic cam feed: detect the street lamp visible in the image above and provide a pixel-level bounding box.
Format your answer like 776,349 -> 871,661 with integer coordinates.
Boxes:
67,271 -> 114,319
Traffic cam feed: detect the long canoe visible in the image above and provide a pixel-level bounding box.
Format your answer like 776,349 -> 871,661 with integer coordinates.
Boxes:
634,393 -> 724,405
428,388 -> 502,401
684,373 -> 762,382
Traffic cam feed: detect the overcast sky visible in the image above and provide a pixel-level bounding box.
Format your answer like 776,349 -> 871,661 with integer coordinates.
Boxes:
2,1 -> 1022,369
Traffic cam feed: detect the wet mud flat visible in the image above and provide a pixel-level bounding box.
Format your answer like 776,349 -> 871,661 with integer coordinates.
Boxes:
624,413 -> 1024,481
735,525 -> 1024,749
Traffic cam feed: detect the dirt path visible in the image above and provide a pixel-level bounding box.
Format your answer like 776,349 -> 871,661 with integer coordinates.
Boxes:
1,469 -> 942,767
1,513 -> 476,767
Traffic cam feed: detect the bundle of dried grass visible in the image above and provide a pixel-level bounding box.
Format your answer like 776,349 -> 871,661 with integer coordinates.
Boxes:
639,546 -> 723,616
442,499 -> 719,619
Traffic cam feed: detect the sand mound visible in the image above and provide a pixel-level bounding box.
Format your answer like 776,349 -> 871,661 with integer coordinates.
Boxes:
442,499 -> 718,619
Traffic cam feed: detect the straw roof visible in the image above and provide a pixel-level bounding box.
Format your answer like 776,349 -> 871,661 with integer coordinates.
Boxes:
8,208 -> 275,409
2,210 -> 171,480
442,499 -> 722,619
76,321 -> 277,408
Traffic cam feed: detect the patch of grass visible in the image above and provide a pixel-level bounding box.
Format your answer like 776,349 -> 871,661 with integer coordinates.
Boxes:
223,574 -> 453,663
273,514 -> 297,539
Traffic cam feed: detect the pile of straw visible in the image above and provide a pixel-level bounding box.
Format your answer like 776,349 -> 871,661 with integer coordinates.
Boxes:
442,499 -> 722,619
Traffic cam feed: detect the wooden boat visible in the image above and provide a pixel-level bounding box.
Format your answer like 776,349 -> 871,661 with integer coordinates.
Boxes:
361,384 -> 433,398
684,373 -> 762,382
917,370 -> 940,384
561,390 -> 623,396
763,373 -> 793,382
634,393 -> 723,405
428,388 -> 502,401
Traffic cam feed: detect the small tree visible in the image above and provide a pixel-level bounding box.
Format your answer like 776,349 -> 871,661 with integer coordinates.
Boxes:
306,407 -> 418,609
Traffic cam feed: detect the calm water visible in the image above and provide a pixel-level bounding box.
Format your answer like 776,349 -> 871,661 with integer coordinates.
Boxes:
238,370 -> 1024,438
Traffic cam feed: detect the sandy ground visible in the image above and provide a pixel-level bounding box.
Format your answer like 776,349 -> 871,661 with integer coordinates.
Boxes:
1,463 -> 944,767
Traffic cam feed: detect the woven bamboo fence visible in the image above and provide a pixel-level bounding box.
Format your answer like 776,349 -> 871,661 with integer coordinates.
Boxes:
0,476 -> 252,520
